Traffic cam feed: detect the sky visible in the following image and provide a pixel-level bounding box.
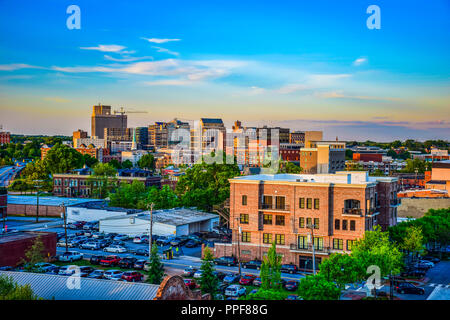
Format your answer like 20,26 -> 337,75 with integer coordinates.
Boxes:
0,0 -> 449,141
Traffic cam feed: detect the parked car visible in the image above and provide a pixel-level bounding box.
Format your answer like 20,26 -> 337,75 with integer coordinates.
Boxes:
103,270 -> 123,280
91,232 -> 105,239
80,242 -> 101,250
118,257 -> 137,269
421,256 -> 440,264
416,260 -> 434,268
133,260 -> 146,270
68,222 -> 84,230
242,260 -> 262,270
401,269 -> 426,278
143,261 -> 151,272
87,269 -> 105,279
156,236 -> 171,246
185,240 -> 200,248
99,255 -> 121,267
280,264 -> 298,274
79,266 -> 95,277
58,251 -> 83,262
184,278 -> 197,289
34,263 -> 56,273
213,271 -> 227,281
58,265 -> 78,276
225,285 -> 246,297
103,245 -> 127,253
133,236 -> 146,244
113,234 -> 129,241
253,277 -> 262,287
284,280 -> 299,291
169,237 -> 183,247
239,274 -> 256,286
395,282 -> 425,295
89,255 -> 104,265
45,266 -> 60,275
214,256 -> 237,267
193,270 -> 204,279
223,273 -> 240,284
121,271 -> 144,282
134,248 -> 149,256
183,266 -> 198,277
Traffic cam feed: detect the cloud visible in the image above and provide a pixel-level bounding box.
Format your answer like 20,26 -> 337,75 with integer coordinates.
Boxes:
103,55 -> 153,62
0,64 -> 43,71
276,84 -> 312,94
143,79 -> 193,86
80,45 -> 126,52
353,57 -> 368,66
315,90 -> 403,102
151,46 -> 179,56
141,37 -> 181,44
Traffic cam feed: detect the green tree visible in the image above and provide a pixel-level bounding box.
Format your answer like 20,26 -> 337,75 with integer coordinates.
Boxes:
21,236 -> 46,272
318,253 -> 363,290
0,275 -> 40,300
146,243 -> 165,284
147,185 -> 180,210
92,163 -> 117,177
43,143 -> 84,174
137,154 -> 155,170
278,161 -> 303,174
109,180 -> 147,209
402,225 -> 425,266
199,247 -> 219,299
122,159 -> 133,169
108,159 -> 122,169
83,154 -> 98,168
89,163 -> 118,199
297,273 -> 341,300
260,242 -> 282,291
242,289 -> 288,300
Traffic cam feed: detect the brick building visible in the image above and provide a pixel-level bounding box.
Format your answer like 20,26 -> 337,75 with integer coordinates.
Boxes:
213,171 -> 399,271
300,141 -> 346,174
0,187 -> 6,225
0,131 -> 11,145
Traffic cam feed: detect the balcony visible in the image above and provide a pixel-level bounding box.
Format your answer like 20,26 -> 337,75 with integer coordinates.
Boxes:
342,208 -> 362,216
289,243 -> 330,254
259,203 -> 290,212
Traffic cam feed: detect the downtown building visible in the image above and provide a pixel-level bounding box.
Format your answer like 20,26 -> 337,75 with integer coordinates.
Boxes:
91,104 -> 127,139
213,171 -> 400,271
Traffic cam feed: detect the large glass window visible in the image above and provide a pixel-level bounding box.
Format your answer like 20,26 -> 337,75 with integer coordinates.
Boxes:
299,217 -> 305,228
241,232 -> 251,242
333,239 -> 343,250
275,234 -> 285,245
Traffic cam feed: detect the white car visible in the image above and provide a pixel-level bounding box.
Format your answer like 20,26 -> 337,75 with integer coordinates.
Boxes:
193,270 -> 203,279
103,245 -> 127,253
58,265 -> 78,276
225,285 -> 247,297
103,270 -> 123,280
418,260 -> 435,268
58,251 -> 84,262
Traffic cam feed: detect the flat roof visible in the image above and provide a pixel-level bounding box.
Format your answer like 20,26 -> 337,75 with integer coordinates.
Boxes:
7,195 -> 101,207
0,231 -> 55,245
70,201 -> 143,213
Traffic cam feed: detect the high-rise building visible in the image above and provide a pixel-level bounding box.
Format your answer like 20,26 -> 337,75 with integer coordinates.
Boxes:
148,122 -> 169,148
300,141 -> 346,174
91,104 -> 127,139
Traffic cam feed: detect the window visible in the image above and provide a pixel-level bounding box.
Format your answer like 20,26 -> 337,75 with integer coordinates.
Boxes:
241,250 -> 251,255
129,218 -> 135,224
342,220 -> 348,230
347,240 -> 357,251
299,198 -> 305,209
263,214 -> 272,225
299,217 -> 305,228
262,195 -> 272,209
314,198 -> 320,210
313,237 -> 323,250
333,239 -> 343,250
242,195 -> 247,206
275,215 -> 285,226
263,233 -> 272,244
241,232 -> 251,242
350,220 -> 356,231
314,218 -> 319,229
275,234 -> 285,245
240,214 -> 249,224
307,198 -> 312,209
298,236 -> 308,249
275,196 -> 285,210
335,219 -> 340,230
306,217 -> 312,227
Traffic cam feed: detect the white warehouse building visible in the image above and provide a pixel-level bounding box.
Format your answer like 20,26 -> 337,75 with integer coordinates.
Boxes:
99,208 -> 220,237
66,201 -> 143,223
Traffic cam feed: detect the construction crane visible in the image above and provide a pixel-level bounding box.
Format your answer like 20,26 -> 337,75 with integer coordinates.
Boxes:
113,107 -> 148,133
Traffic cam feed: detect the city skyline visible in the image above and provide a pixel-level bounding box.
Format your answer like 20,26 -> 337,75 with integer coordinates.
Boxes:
0,0 -> 449,141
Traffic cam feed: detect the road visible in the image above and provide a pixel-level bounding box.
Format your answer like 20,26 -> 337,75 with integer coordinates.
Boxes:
0,165 -> 24,187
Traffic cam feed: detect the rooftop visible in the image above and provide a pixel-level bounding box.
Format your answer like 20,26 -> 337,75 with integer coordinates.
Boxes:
0,231 -> 54,245
7,195 -> 101,207
0,271 -> 159,300
70,201 -> 143,213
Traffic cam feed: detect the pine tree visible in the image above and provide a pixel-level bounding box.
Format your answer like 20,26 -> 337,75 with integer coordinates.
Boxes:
146,243 -> 164,284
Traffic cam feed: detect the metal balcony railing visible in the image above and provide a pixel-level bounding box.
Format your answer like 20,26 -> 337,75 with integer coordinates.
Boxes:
259,203 -> 290,211
342,208 -> 362,216
390,199 -> 401,206
289,243 -> 330,253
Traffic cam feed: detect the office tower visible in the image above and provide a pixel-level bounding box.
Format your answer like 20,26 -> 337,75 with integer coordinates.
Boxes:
91,104 -> 127,139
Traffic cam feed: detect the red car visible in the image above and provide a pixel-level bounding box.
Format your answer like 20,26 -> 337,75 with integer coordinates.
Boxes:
99,255 -> 121,266
239,274 -> 256,285
184,278 -> 198,290
121,271 -> 144,282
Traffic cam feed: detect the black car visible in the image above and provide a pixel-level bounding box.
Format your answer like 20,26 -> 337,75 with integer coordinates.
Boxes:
280,264 -> 298,274
242,260 -> 262,270
214,256 -> 237,266
89,255 -> 104,265
185,240 -> 200,248
396,282 -> 425,295
133,260 -> 146,270
422,256 -> 440,264
79,266 -> 95,277
156,236 -> 171,246
284,280 -> 299,291
119,257 -> 137,269
134,249 -> 149,256
400,269 -> 426,278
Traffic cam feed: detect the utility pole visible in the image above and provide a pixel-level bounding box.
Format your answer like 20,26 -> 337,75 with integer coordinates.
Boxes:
33,180 -> 44,223
148,202 -> 154,258
236,217 -> 241,276
60,202 -> 68,253
307,223 -> 316,274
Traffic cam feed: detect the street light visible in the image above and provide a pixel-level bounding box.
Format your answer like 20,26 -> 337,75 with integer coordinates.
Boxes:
235,217 -> 242,276
59,202 -> 68,253
307,223 -> 317,274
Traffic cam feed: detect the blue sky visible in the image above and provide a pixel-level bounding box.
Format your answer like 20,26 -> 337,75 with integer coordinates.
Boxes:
0,0 -> 449,140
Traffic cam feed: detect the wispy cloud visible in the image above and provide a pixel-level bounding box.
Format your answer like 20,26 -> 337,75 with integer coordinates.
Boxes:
276,84 -> 312,94
143,79 -> 193,86
103,55 -> 153,62
141,37 -> 181,44
315,90 -> 402,102
0,63 -> 43,71
80,45 -> 126,53
353,57 -> 368,66
151,46 -> 179,56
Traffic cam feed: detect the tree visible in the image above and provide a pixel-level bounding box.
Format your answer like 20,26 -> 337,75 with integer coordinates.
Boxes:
89,163 -> 118,199
401,225 -> 425,266
43,143 -> 84,174
318,253 -> 363,290
199,247 -> 219,299
21,236 -> 46,272
108,159 -> 122,169
260,242 -> 282,291
278,161 -> 302,174
147,185 -> 180,210
108,181 -> 147,209
122,159 -> 133,169
297,274 -> 341,300
138,154 -> 155,170
242,289 -> 287,300
146,243 -> 164,284
83,154 -> 98,168
92,163 -> 117,177
0,275 -> 40,300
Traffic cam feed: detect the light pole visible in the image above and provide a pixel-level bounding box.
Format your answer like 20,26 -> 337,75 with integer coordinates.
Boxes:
307,223 -> 316,274
236,217 -> 241,276
147,202 -> 154,259
60,202 -> 68,253
33,180 -> 44,223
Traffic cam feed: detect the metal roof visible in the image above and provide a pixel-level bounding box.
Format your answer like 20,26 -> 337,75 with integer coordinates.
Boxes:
0,271 -> 159,300
7,195 -> 101,207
